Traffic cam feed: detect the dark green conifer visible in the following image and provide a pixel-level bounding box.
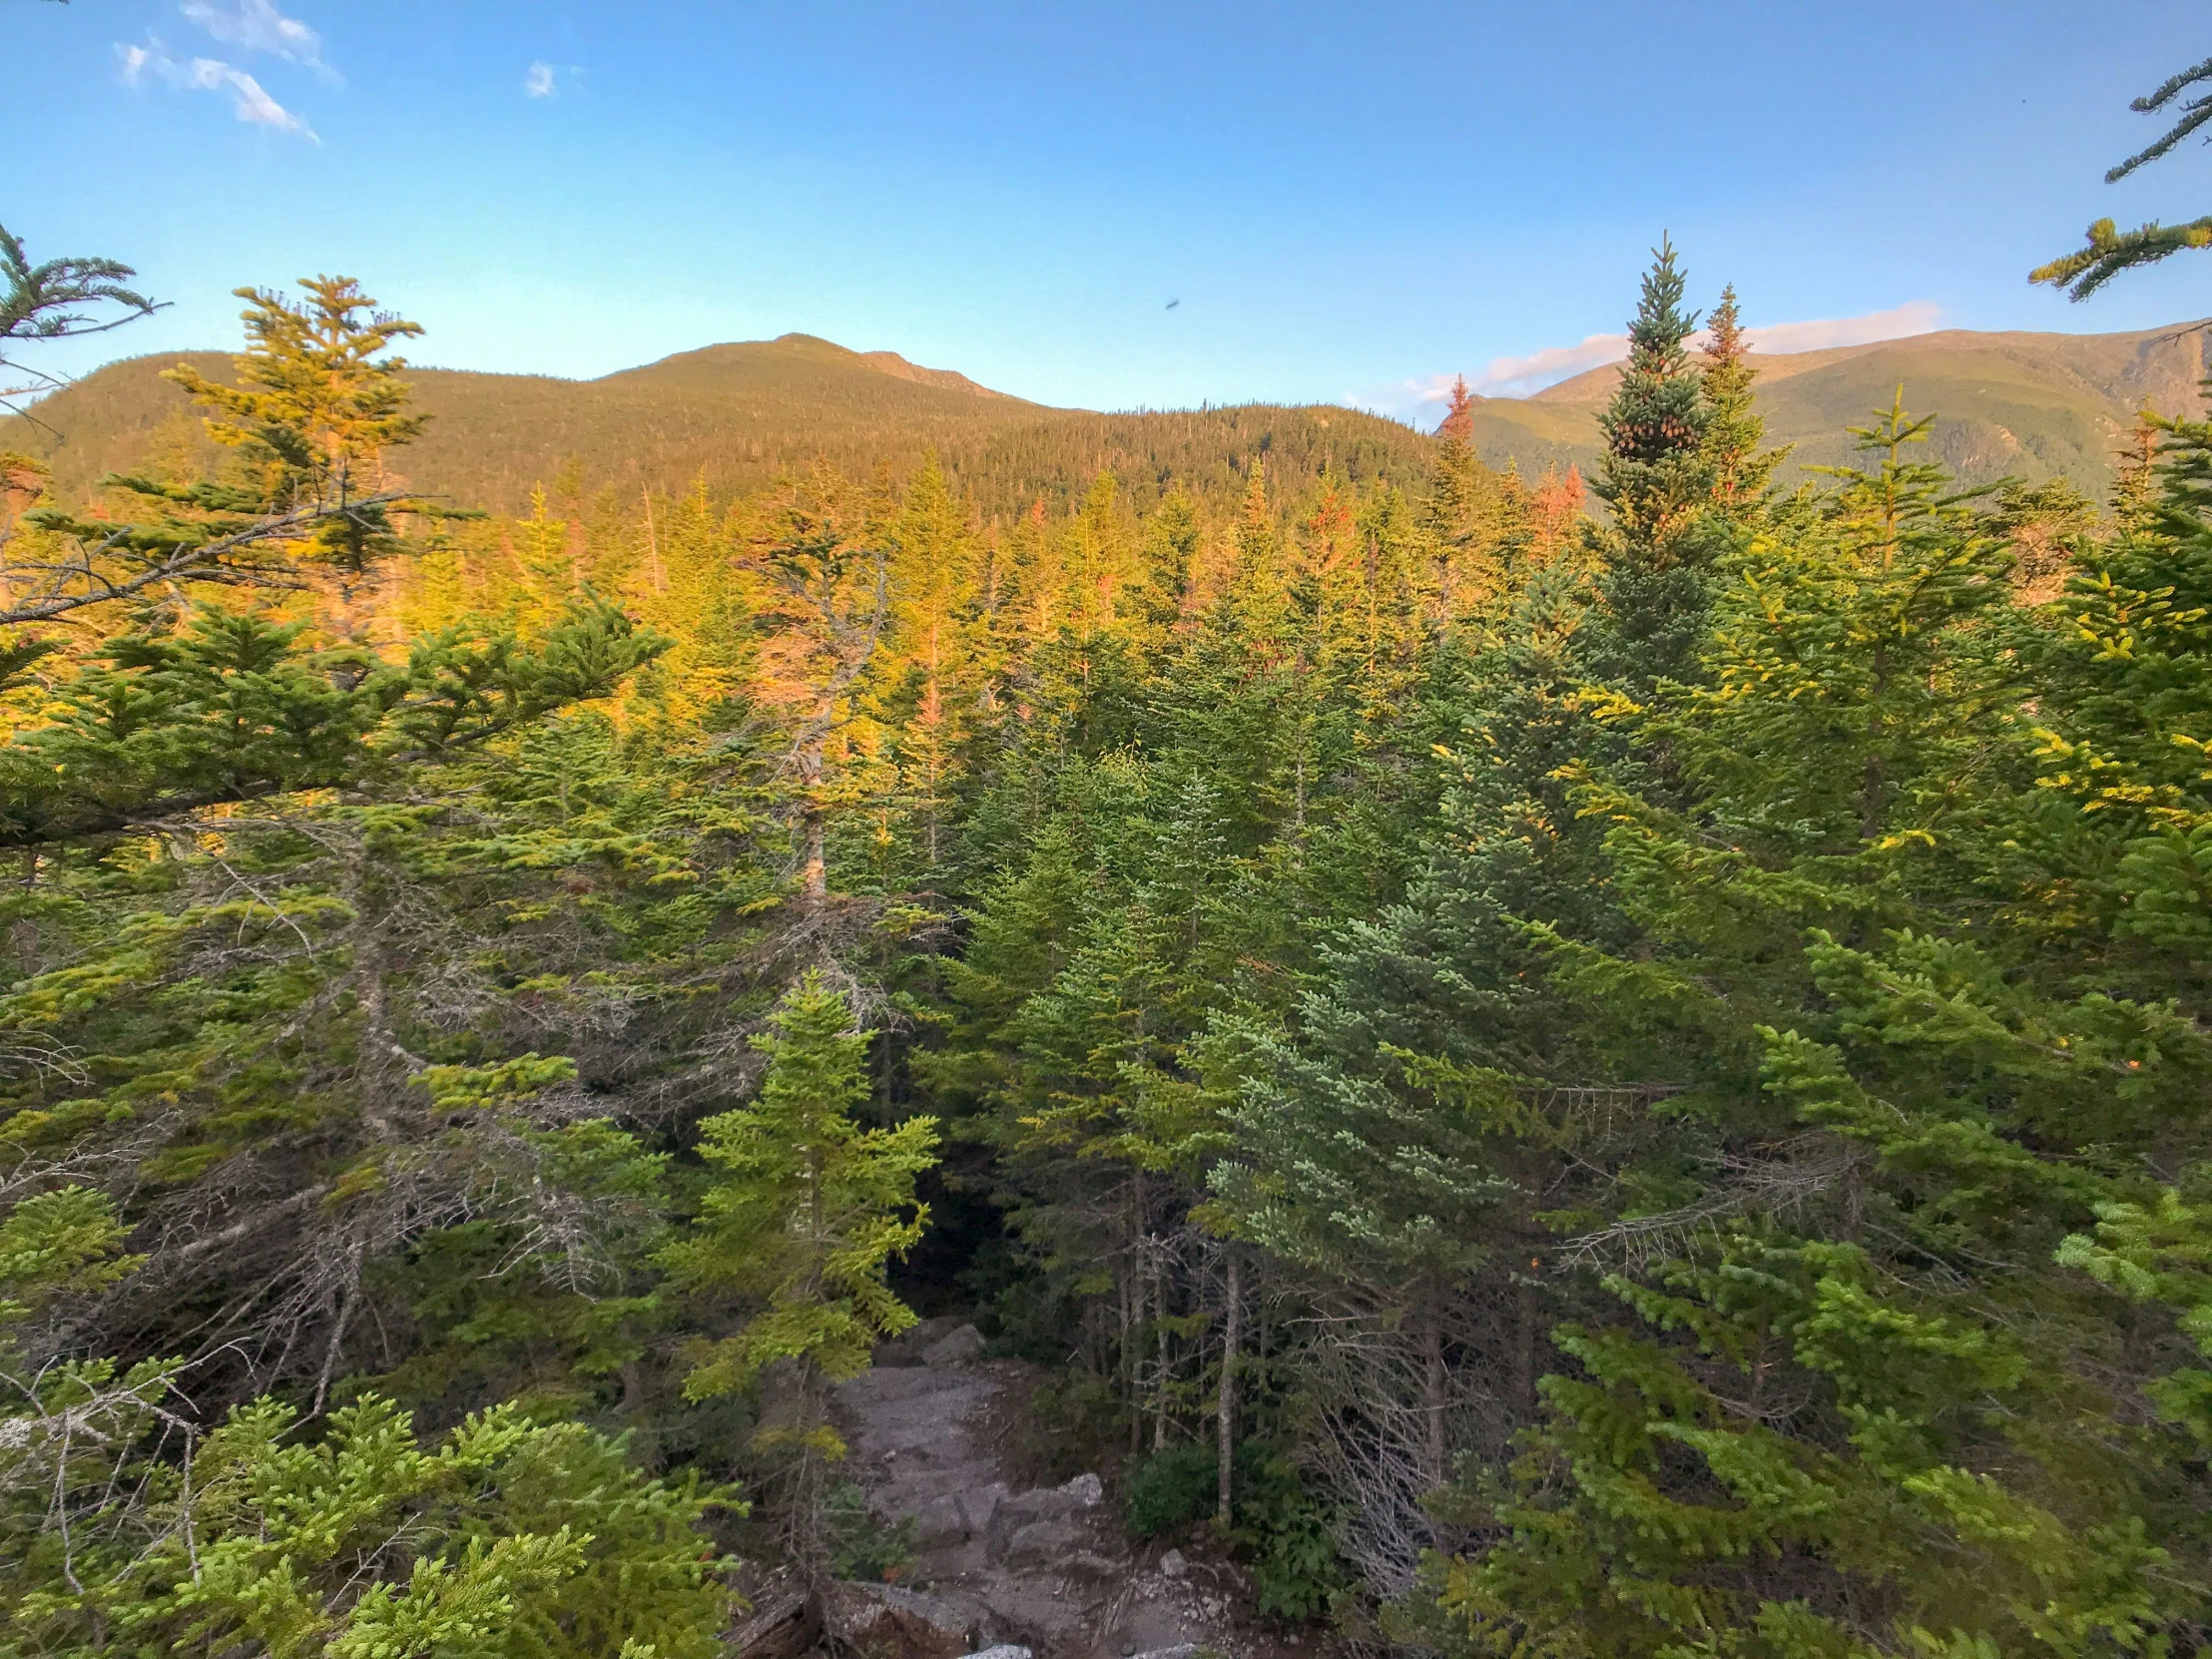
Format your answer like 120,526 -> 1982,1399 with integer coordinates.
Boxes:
1584,239 -> 1717,689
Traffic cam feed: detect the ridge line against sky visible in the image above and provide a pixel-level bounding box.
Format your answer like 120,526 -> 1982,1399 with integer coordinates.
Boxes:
1350,300 -> 1945,416
16,1 -> 2210,418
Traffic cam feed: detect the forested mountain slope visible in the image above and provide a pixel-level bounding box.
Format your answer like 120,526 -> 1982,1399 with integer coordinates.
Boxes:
14,318 -> 2204,520
1522,317 -> 2211,487
7,331 -> 1435,519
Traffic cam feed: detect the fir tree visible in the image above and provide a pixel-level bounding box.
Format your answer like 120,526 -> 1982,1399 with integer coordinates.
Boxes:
1427,405 -> 2209,1659
1698,284 -> 1786,515
15,276 -> 441,631
0,221 -> 162,417
738,467 -> 891,903
1583,239 -> 1717,689
660,973 -> 937,1566
2034,55 -> 2212,298
164,277 -> 429,575
1592,238 -> 1709,565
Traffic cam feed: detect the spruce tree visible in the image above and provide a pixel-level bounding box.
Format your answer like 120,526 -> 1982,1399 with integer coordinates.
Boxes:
19,277 -> 443,634
660,973 -> 937,1565
1585,238 -> 1715,689
1698,283 -> 1787,515
1428,406 -> 2211,1659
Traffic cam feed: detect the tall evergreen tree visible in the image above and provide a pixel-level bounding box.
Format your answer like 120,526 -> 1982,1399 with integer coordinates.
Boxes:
737,467 -> 891,903
1699,284 -> 1788,515
1428,406 -> 2211,1659
1585,239 -> 1715,689
661,974 -> 938,1567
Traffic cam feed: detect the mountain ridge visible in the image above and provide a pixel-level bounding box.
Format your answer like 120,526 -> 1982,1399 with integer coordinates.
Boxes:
10,320 -> 2208,517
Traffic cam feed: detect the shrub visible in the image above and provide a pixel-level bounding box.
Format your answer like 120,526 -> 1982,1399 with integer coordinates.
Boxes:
825,1479 -> 917,1582
1122,1437 -> 1353,1622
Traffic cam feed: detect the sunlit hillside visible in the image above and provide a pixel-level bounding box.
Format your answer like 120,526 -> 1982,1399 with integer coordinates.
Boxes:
1518,319 -> 2211,488
7,331 -> 1436,519
15,319 -> 2206,522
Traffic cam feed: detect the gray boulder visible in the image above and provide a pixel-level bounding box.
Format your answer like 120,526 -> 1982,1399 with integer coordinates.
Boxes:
822,1581 -> 973,1659
912,1493 -> 969,1551
981,1469 -> 1107,1560
873,1314 -> 963,1367
922,1324 -> 986,1367
983,1486 -> 1072,1560
959,1482 -> 1007,1535
1001,1517 -> 1083,1567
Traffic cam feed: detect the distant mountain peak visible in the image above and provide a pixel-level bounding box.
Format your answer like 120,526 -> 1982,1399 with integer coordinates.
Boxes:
849,348 -> 1020,402
602,333 -> 1029,404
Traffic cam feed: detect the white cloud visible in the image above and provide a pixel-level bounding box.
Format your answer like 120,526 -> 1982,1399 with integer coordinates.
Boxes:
181,0 -> 337,82
1740,299 -> 1941,356
1345,300 -> 1947,422
1468,332 -> 1637,399
116,35 -> 317,140
525,61 -> 558,97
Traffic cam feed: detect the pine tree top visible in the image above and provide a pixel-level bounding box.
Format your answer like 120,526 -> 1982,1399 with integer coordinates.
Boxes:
1599,238 -> 1705,471
1438,375 -> 1475,444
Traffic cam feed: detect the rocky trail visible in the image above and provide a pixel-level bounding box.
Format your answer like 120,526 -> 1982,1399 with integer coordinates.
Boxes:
736,1318 -> 1305,1659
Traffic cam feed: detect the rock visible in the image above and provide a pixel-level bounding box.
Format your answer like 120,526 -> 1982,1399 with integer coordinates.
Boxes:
1129,1648 -> 1201,1659
728,1588 -> 812,1659
913,1493 -> 969,1550
983,1485 -> 1082,1560
1002,1517 -> 1083,1567
968,1648 -> 1032,1659
978,1579 -> 1090,1642
822,1581 -> 974,1659
923,1324 -> 986,1368
1157,1547 -> 1187,1579
875,1315 -> 964,1367
957,1482 -> 1007,1536
1056,1470 -> 1102,1507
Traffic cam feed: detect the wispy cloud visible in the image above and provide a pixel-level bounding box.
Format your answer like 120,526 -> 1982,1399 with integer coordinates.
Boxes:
1346,300 -> 1946,424
117,36 -> 317,139
1465,332 -> 1634,400
181,0 -> 337,81
524,61 -> 585,98
1739,300 -> 1942,356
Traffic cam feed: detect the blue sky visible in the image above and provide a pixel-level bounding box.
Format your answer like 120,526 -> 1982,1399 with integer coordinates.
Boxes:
9,0 -> 2210,420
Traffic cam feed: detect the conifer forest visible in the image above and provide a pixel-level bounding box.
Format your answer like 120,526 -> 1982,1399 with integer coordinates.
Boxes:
10,30 -> 2212,1659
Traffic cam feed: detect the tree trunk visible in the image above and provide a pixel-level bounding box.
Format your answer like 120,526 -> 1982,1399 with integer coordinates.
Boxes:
1123,1184 -> 1140,1453
1153,1247 -> 1170,1452
1216,1246 -> 1240,1526
1420,1284 -> 1446,1506
1514,1273 -> 1537,1416
800,736 -> 829,901
641,487 -> 666,594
